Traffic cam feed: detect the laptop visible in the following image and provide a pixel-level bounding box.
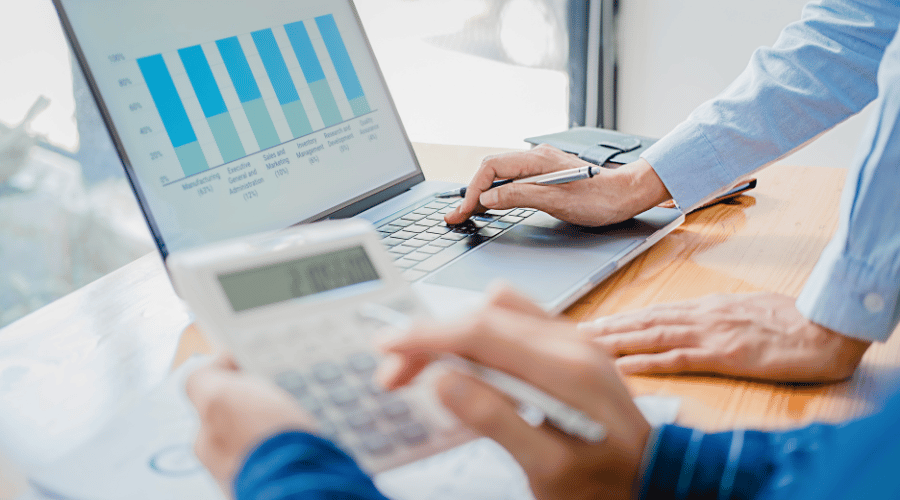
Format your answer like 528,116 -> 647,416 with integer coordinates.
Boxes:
53,0 -> 683,317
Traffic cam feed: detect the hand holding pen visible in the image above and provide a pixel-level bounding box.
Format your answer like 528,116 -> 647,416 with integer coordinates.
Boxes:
436,165 -> 605,199
443,145 -> 674,227
376,286 -> 653,500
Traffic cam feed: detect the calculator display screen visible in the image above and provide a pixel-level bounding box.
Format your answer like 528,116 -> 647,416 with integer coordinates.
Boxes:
218,246 -> 380,312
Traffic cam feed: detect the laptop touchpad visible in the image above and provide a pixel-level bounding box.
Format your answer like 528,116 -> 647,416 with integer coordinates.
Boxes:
423,222 -> 639,304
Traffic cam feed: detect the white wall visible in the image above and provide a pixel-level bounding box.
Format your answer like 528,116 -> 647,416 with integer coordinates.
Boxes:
617,0 -> 875,168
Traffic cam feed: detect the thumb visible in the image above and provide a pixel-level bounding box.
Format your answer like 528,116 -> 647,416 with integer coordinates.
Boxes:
436,371 -> 564,474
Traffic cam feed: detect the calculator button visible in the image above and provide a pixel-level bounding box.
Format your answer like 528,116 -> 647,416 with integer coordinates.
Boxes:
298,396 -> 324,416
381,399 -> 412,423
365,380 -> 386,396
312,362 -> 344,385
317,419 -> 339,440
347,410 -> 377,432
360,433 -> 394,456
398,422 -> 429,446
274,371 -> 307,397
347,352 -> 378,375
329,386 -> 359,408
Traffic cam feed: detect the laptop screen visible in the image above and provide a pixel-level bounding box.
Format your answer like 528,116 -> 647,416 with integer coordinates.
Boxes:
56,0 -> 422,255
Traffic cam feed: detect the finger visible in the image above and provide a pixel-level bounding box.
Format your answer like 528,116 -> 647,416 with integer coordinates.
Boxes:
381,311 -> 608,409
579,307 -> 697,336
436,370 -> 568,474
485,283 -> 550,318
185,364 -> 234,411
211,353 -> 239,371
614,349 -> 713,375
593,326 -> 696,356
375,351 -> 434,390
478,182 -> 570,213
449,147 -> 571,222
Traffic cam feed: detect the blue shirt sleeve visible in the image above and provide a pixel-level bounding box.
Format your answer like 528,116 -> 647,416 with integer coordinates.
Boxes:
795,22 -> 900,342
642,0 -> 899,211
641,387 -> 900,500
234,431 -> 390,500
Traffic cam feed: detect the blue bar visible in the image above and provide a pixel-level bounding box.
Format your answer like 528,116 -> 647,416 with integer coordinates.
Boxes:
177,45 -> 228,118
215,37 -> 262,103
251,29 -> 301,105
315,14 -> 365,101
136,54 -> 198,149
284,21 -> 326,83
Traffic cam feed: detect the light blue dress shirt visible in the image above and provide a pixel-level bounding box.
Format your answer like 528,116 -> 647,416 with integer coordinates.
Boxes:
642,0 -> 900,342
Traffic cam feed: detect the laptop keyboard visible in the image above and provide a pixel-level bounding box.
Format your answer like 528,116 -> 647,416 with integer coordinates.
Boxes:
377,198 -> 536,281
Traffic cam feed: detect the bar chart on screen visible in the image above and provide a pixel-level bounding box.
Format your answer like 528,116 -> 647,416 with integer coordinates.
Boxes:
129,14 -> 373,183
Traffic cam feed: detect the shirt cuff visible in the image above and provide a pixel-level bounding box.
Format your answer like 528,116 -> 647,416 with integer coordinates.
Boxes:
641,121 -> 738,212
796,240 -> 900,342
234,431 -> 387,500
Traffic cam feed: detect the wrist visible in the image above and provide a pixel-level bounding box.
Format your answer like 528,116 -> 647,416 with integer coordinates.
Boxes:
621,158 -> 673,215
809,321 -> 871,380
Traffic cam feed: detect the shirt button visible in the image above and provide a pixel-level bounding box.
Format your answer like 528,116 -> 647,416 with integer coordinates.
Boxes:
864,293 -> 885,313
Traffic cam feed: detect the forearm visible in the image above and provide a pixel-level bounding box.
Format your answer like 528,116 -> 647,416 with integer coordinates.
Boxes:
235,431 -> 389,500
796,20 -> 900,344
643,0 -> 898,211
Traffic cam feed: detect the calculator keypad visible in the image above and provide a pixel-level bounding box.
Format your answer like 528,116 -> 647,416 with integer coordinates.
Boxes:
242,296 -> 471,472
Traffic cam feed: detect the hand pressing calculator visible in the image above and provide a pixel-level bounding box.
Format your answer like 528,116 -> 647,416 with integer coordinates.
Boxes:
168,219 -> 474,473
169,219 -> 606,473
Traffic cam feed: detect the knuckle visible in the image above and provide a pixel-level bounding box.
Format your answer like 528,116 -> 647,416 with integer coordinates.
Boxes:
670,351 -> 690,370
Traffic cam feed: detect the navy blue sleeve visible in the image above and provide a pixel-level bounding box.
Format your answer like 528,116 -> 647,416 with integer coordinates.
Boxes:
642,388 -> 900,500
234,431 -> 390,500
641,426 -> 776,500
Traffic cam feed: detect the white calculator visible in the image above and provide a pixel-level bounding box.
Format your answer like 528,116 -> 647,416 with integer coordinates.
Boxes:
167,219 -> 474,473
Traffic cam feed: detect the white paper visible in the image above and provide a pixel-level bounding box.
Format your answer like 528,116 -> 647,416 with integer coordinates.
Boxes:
25,359 -> 680,500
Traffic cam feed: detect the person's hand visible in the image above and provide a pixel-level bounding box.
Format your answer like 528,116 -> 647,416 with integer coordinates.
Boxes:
581,292 -> 872,383
379,287 -> 651,500
444,144 -> 671,227
186,355 -> 313,492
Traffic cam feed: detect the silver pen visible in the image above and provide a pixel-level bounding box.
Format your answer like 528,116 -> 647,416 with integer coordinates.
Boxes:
358,303 -> 607,443
436,165 -> 603,199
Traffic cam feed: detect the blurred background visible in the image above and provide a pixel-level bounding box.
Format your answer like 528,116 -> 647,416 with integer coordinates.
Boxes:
0,0 -> 874,328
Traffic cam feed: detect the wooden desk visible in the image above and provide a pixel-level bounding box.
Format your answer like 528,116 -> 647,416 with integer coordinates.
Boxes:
2,143 -> 899,498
